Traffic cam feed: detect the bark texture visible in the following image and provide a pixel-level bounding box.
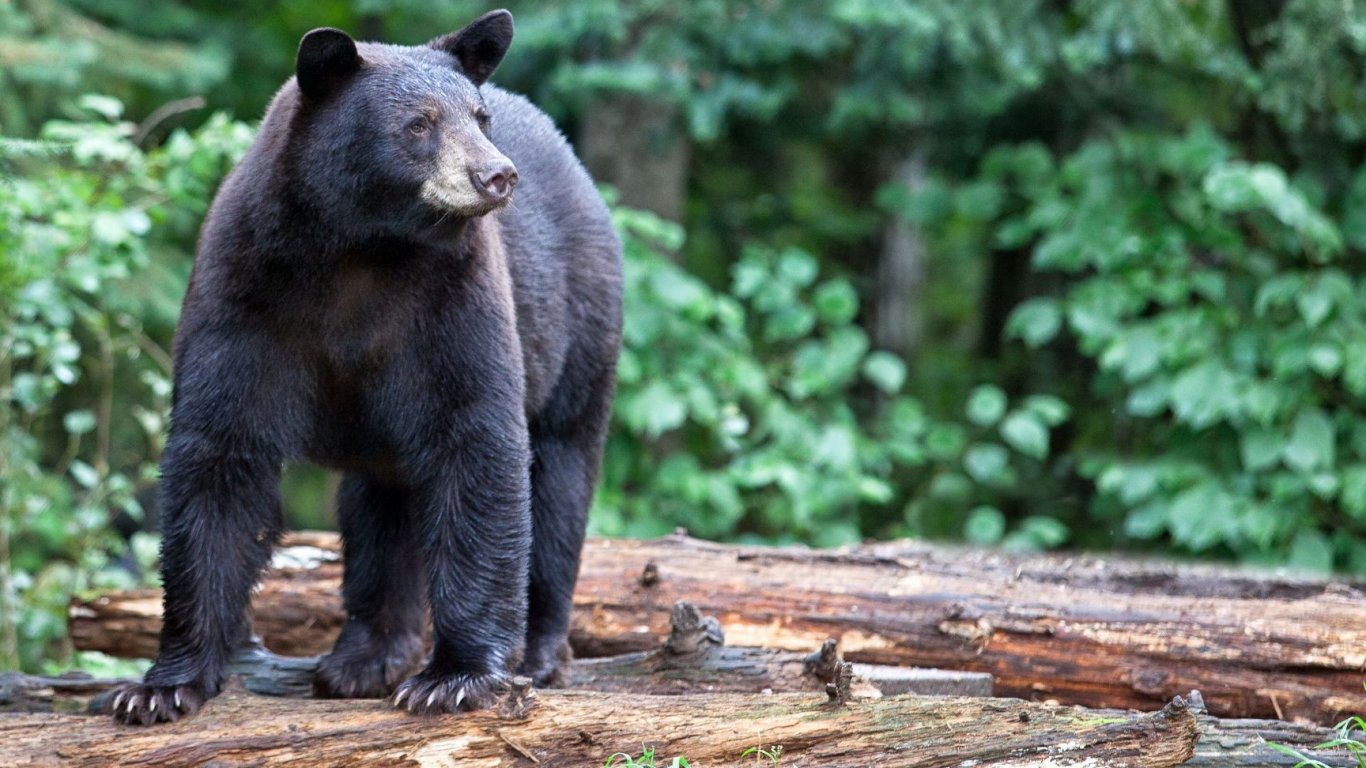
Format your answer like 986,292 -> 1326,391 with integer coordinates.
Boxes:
1,673 -> 1353,766
579,94 -> 689,222
69,532 -> 1366,722
0,687 -> 1200,768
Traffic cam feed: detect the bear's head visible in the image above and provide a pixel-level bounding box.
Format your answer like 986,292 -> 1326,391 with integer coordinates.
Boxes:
287,10 -> 518,240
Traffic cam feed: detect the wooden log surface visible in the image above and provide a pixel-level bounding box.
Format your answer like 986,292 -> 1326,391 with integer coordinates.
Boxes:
70,532 -> 1366,722
0,686 -> 1201,768
61,599 -> 994,702
3,669 -> 1356,766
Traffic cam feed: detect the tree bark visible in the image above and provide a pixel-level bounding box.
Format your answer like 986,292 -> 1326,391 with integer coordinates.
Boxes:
56,601 -> 992,704
70,532 -> 1366,722
579,94 -> 690,223
875,147 -> 929,360
0,686 -> 1200,768
1,670 -> 1352,765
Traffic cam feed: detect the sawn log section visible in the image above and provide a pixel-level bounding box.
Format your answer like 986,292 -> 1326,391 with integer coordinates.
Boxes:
69,532 -> 1366,722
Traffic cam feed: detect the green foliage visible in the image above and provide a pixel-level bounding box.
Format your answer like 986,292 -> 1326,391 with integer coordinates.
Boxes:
603,746 -> 692,768
740,745 -> 784,765
1,99 -> 251,671
966,125 -> 1366,570
0,0 -> 229,135
595,205 -> 1064,546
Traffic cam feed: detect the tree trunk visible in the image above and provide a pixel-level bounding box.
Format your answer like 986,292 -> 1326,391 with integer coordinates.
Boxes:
0,686 -> 1200,768
579,94 -> 690,223
70,532 -> 1366,722
875,147 -> 929,360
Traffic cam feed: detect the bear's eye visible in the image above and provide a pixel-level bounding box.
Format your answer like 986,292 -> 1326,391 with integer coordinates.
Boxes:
475,108 -> 491,127
406,117 -> 430,136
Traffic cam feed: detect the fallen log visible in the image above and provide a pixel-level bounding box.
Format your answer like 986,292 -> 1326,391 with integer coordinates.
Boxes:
3,669 -> 1355,766
1186,713 -> 1356,767
0,686 -> 1201,767
60,600 -> 992,702
70,532 -> 1366,722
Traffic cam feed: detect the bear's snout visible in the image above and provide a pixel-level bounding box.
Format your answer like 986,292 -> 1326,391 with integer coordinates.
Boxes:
473,162 -> 518,202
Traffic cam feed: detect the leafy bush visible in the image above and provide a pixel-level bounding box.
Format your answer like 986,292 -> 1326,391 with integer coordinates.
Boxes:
0,98 -> 251,671
595,203 -> 1065,547
982,127 -> 1365,570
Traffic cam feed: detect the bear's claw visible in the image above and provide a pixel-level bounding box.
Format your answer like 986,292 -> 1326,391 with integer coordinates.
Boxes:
391,669 -> 506,715
108,683 -> 205,726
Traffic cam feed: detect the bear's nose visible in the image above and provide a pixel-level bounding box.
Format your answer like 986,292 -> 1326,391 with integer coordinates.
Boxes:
475,163 -> 518,201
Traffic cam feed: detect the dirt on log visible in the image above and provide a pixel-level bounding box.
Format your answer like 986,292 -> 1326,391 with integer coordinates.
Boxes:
0,686 -> 1200,768
70,532 -> 1366,722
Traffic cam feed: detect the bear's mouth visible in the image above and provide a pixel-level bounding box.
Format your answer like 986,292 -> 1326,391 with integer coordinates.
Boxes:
419,178 -> 509,217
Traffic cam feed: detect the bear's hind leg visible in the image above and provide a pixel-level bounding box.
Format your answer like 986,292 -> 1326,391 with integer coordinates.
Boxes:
314,475 -> 425,699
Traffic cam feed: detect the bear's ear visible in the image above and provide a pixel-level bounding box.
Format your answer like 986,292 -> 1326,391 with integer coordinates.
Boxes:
430,9 -> 514,87
297,28 -> 362,101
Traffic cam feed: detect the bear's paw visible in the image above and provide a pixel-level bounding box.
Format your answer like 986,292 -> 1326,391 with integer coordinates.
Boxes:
391,668 -> 509,715
108,682 -> 206,726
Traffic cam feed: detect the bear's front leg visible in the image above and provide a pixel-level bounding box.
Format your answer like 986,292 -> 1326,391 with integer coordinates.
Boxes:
110,436 -> 285,725
392,415 -> 532,714
109,323 -> 295,725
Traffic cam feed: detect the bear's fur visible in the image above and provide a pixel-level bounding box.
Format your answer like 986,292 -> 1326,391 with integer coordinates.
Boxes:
111,9 -> 622,724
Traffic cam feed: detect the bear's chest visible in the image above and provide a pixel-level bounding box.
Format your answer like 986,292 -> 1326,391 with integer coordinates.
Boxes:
317,267 -> 415,368
297,266 -> 421,471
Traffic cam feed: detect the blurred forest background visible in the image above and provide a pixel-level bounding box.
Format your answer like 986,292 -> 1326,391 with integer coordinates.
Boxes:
3,0 -> 1365,673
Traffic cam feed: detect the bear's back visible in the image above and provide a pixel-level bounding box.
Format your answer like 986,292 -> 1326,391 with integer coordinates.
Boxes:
481,86 -> 623,417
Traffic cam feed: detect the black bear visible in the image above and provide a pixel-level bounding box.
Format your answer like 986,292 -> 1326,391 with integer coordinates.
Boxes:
110,9 -> 622,724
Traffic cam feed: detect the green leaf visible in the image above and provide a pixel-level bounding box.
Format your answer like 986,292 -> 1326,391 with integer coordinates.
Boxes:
1283,409 -> 1335,473
964,443 -> 1010,483
1307,472 -> 1339,500
1124,502 -> 1167,540
69,460 -> 100,489
1099,464 -> 1160,505
1288,529 -> 1333,573
965,385 -> 1007,427
1341,465 -> 1366,520
813,280 -> 858,324
1308,343 -> 1342,377
621,381 -> 688,437
964,506 -> 1005,544
1296,281 -> 1334,327
1239,427 -> 1281,472
776,248 -> 818,287
1169,361 -> 1234,429
1000,412 -> 1049,460
77,94 -> 125,120
62,409 -> 96,435
1102,327 -> 1161,382
1344,341 -> 1366,397
925,424 -> 966,461
1022,395 -> 1070,427
650,269 -> 712,314
862,352 -> 907,394
1004,516 -> 1070,550
763,305 -> 816,342
1126,380 -> 1169,417
1168,483 -> 1232,551
1005,299 -> 1062,348
857,476 -> 894,504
